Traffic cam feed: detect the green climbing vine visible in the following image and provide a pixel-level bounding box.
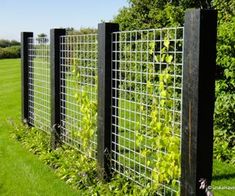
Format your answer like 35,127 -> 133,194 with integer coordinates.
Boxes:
71,58 -> 97,158
135,34 -> 181,194
68,32 -> 181,194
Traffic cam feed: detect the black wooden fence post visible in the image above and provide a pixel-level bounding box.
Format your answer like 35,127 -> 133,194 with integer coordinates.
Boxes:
181,9 -> 217,196
50,28 -> 66,149
97,23 -> 119,180
21,32 -> 33,126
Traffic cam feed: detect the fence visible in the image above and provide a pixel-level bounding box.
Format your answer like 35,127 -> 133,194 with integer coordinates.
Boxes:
110,27 -> 184,194
27,37 -> 51,132
21,9 -> 217,196
60,34 -> 98,159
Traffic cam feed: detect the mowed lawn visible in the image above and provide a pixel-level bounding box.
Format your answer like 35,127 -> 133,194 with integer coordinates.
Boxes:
0,59 -> 79,196
0,59 -> 234,195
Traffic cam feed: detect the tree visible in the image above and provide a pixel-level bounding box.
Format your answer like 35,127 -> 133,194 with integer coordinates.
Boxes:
0,39 -> 20,48
66,27 -> 97,35
10,40 -> 20,46
36,33 -> 48,44
113,0 -> 215,31
0,39 -> 11,48
114,1 -> 182,30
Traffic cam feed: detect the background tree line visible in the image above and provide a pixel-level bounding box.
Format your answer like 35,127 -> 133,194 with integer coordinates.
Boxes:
0,33 -> 50,59
0,39 -> 21,59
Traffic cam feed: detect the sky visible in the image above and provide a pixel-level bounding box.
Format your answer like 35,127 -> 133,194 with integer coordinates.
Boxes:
0,0 -> 128,41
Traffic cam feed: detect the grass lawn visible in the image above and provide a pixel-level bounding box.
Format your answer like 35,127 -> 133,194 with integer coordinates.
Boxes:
212,160 -> 235,195
0,58 -> 234,195
0,59 -> 80,196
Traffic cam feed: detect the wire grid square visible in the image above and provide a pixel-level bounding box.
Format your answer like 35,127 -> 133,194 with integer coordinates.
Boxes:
28,37 -> 51,133
111,27 -> 184,194
60,34 -> 98,159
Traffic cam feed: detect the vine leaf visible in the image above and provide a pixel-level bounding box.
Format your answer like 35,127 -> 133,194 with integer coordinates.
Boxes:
165,55 -> 173,64
154,55 -> 160,63
149,42 -> 155,55
163,38 -> 170,49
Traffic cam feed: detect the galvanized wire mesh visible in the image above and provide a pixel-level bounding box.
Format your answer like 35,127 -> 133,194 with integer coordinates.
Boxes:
28,37 -> 51,133
111,27 -> 184,194
60,34 -> 98,159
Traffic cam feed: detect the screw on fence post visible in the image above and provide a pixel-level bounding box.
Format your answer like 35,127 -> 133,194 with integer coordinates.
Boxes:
97,23 -> 119,180
21,32 -> 33,126
181,9 -> 217,196
50,28 -> 66,149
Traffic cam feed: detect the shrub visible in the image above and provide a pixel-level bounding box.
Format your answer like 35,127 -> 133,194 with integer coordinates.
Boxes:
11,122 -> 163,195
213,0 -> 235,164
0,46 -> 21,59
213,93 -> 235,163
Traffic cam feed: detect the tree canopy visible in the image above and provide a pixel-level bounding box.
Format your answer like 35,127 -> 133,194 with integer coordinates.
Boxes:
0,39 -> 20,48
113,0 -> 216,30
36,33 -> 48,43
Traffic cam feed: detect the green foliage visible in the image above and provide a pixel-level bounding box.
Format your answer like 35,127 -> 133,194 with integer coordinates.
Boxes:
136,37 -> 180,192
66,27 -> 97,35
0,46 -> 21,59
114,0 -> 214,31
0,38 -> 20,59
215,14 -> 235,94
0,39 -> 11,48
11,123 -> 98,191
213,0 -> 235,22
9,121 -> 235,195
178,0 -> 212,9
36,33 -> 49,43
213,129 -> 235,164
114,1 -> 184,30
213,93 -> 235,164
214,93 -> 235,135
0,39 -> 20,48
148,68 -> 180,191
11,123 -> 161,195
212,0 -> 235,164
71,56 -> 97,158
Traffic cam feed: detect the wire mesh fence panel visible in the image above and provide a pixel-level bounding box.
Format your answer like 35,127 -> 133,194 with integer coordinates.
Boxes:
111,27 -> 184,194
60,34 -> 98,159
28,37 -> 51,133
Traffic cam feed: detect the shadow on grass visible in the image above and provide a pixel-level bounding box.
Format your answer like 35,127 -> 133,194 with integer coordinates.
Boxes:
213,173 -> 235,181
0,183 -> 6,194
